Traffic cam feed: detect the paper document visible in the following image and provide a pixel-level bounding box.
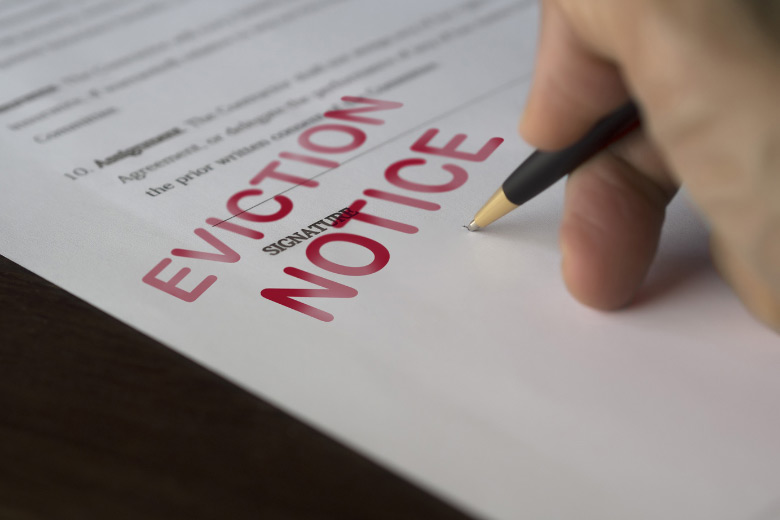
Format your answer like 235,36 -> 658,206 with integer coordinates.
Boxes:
1,1 -> 779,519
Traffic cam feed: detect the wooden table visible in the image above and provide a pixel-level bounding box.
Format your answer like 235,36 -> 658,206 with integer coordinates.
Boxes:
0,254 -> 474,520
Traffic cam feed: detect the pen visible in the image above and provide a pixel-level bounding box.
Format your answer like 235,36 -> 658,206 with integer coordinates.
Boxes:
466,101 -> 640,231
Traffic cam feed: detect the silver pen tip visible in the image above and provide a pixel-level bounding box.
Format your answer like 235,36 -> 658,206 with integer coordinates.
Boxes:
466,220 -> 481,232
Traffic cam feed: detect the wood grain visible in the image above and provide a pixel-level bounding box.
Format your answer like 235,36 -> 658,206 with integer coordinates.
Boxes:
0,254 -> 474,520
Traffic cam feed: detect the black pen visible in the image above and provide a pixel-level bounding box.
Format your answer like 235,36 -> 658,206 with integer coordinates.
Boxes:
466,101 -> 640,231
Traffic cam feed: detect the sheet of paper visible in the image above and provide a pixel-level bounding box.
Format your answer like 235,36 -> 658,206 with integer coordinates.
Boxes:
2,1 -> 779,518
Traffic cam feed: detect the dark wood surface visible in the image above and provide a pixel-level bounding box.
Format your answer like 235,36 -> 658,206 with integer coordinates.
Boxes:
0,254 -> 475,520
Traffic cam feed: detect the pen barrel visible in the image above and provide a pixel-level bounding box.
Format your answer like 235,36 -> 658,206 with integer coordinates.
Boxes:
502,101 -> 639,206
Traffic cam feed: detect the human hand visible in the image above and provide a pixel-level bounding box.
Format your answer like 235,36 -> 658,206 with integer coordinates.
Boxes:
520,0 -> 780,330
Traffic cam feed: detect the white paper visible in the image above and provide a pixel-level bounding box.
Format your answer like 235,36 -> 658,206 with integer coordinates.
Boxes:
1,1 -> 779,519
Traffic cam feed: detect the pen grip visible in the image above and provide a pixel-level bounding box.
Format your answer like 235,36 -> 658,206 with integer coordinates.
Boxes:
503,101 -> 640,206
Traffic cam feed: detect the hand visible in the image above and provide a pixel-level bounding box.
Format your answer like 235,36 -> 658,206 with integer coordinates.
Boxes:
520,0 -> 780,330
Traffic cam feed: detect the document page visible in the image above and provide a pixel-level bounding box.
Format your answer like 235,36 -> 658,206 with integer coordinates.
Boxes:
2,1 -> 779,519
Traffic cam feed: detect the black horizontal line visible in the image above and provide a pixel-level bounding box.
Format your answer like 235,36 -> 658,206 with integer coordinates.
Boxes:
211,74 -> 528,227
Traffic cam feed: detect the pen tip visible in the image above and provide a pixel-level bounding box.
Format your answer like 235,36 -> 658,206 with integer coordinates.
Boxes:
466,220 -> 481,232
